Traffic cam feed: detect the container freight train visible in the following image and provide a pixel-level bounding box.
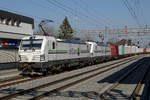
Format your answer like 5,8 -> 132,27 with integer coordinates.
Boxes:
112,44 -> 149,57
17,35 -> 148,75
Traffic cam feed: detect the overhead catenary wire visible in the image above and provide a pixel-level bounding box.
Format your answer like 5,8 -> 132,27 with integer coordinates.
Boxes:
70,0 -> 113,40
122,0 -> 141,27
29,0 -> 65,25
70,0 -> 113,28
133,0 -> 147,26
53,0 -> 105,26
79,0 -> 115,27
30,0 -> 66,17
0,0 -> 102,31
0,0 -> 64,26
44,0 -> 87,28
45,0 -> 105,27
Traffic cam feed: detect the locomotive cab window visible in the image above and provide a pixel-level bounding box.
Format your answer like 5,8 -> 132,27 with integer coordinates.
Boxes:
52,42 -> 55,49
20,39 -> 43,50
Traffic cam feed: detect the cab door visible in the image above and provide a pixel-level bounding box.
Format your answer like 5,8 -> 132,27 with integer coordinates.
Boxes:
51,41 -> 56,61
47,40 -> 56,61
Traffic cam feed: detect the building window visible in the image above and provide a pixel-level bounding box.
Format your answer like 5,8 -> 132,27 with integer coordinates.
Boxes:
0,17 -> 5,23
17,21 -> 21,27
6,19 -> 11,25
11,19 -> 15,26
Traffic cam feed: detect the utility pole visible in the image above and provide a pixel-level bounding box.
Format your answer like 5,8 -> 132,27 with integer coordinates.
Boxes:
137,32 -> 140,46
125,26 -> 128,44
145,24 -> 148,33
104,26 -> 107,44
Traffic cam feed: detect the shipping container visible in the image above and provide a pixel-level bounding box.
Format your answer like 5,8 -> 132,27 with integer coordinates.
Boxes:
136,48 -> 143,53
124,45 -> 131,54
119,45 -> 125,55
143,48 -> 147,53
110,44 -> 118,56
131,46 -> 137,54
135,46 -> 138,53
147,48 -> 150,53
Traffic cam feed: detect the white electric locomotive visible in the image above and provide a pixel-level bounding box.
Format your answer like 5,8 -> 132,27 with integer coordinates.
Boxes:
18,35 -> 111,75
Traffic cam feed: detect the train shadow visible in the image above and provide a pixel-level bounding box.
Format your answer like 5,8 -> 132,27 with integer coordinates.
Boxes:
46,89 -> 128,100
97,57 -> 150,84
0,87 -> 24,94
0,88 -> 100,99
96,57 -> 150,99
45,90 -> 100,99
42,57 -> 150,100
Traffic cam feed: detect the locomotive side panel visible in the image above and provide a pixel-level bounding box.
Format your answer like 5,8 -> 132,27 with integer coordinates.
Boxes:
94,45 -> 102,57
54,42 -> 90,60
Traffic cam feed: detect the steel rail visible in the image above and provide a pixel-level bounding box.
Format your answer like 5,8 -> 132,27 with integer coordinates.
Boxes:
11,57 -> 141,100
0,55 -> 143,100
0,55 -> 139,89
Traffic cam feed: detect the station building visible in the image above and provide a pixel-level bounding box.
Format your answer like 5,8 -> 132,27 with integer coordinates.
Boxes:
0,10 -> 34,63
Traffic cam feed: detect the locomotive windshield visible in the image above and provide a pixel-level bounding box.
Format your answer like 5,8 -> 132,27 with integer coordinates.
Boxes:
20,39 -> 43,50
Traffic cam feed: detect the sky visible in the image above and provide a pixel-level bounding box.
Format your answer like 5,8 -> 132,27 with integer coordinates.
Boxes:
0,0 -> 149,30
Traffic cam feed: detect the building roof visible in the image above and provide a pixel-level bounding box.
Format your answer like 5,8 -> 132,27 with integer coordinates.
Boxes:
0,10 -> 34,28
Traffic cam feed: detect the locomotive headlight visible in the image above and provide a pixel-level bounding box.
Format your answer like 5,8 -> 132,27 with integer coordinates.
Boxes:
40,55 -> 45,61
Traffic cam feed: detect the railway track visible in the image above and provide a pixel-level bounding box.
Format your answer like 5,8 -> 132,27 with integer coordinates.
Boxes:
95,57 -> 150,100
0,69 -> 20,80
0,75 -> 55,89
0,76 -> 27,88
0,55 -> 140,89
0,76 -> 34,88
0,69 -> 18,75
0,55 -> 144,100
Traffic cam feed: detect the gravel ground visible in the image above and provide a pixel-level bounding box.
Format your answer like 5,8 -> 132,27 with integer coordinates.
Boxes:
0,55 -> 141,99
0,69 -> 20,80
0,69 -> 18,75
0,54 -> 147,100
0,74 -> 19,79
41,55 -> 148,100
10,57 -> 137,100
